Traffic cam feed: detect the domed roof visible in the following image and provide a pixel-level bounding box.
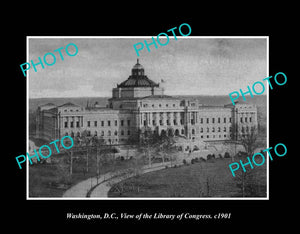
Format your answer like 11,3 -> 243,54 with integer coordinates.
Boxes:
117,59 -> 159,88
132,59 -> 144,70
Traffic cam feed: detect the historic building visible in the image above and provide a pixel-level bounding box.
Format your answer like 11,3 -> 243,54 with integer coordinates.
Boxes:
36,59 -> 258,150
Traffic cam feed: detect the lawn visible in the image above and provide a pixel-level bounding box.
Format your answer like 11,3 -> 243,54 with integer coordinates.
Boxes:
28,149 -> 138,197
108,157 -> 267,198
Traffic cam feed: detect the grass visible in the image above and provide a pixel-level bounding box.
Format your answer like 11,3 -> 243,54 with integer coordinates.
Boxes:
28,149 -> 138,197
108,157 -> 267,198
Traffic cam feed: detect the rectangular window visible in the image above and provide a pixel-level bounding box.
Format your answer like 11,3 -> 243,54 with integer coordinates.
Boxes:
229,117 -> 232,123
200,118 -> 203,124
207,118 -> 209,124
249,117 -> 252,122
127,120 -> 131,126
64,122 -> 68,128
94,121 -> 97,127
224,117 -> 226,123
115,120 -> 118,126
101,121 -> 104,126
127,130 -> 130,135
212,118 -> 215,123
245,117 -> 248,123
240,117 -> 243,123
87,121 -> 90,127
121,120 -> 124,126
76,121 -> 80,128
108,120 -> 111,126
70,122 -> 74,128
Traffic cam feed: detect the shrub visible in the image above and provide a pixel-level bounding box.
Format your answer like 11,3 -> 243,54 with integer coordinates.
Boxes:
224,152 -> 230,158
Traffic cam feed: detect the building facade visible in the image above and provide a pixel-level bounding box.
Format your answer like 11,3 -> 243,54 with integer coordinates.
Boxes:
36,60 -> 258,149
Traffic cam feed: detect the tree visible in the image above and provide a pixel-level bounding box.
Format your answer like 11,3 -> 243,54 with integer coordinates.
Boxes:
234,126 -> 261,197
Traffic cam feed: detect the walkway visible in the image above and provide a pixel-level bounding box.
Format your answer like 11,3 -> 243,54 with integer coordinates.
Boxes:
62,161 -> 176,198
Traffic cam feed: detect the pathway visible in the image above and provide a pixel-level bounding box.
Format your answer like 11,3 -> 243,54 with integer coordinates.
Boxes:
62,161 -> 177,198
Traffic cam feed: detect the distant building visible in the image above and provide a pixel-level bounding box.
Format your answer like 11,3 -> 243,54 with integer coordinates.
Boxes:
36,59 -> 258,150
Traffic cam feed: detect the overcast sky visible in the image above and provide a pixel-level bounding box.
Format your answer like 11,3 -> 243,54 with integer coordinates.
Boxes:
28,37 -> 267,98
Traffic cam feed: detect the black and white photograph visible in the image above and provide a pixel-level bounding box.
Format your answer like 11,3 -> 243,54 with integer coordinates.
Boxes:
27,37 -> 268,199
6,10 -> 294,228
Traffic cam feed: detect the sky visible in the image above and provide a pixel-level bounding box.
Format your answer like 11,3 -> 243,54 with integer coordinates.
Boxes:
28,37 -> 267,98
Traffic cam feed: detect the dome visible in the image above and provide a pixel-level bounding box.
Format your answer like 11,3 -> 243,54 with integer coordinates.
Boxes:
117,59 -> 159,88
132,59 -> 144,70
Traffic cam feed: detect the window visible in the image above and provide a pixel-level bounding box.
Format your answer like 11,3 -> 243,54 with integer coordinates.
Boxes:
229,117 -> 232,123
218,117 -> 221,123
200,118 -> 203,124
64,122 -> 68,128
212,118 -> 215,123
245,117 -> 248,123
87,121 -> 90,127
127,130 -> 130,135
101,121 -> 104,127
94,121 -> 97,127
127,120 -> 131,126
200,127 -> 203,133
212,127 -> 215,132
240,117 -> 243,123
70,121 -> 74,128
207,118 -> 209,124
192,129 -> 195,135
224,117 -> 226,123
108,130 -> 111,136
108,120 -> 111,126
114,130 -> 118,136
224,127 -> 226,132
115,120 -> 118,126
121,130 -> 124,136
101,131 -> 104,136
249,117 -> 252,122
207,127 -> 209,133
76,121 -> 80,128
153,120 -> 156,125
218,127 -> 221,132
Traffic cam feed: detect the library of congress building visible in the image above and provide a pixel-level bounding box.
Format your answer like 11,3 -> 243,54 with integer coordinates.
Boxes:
36,60 -> 258,150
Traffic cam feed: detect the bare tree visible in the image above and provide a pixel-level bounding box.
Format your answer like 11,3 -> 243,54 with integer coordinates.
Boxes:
234,126 -> 261,197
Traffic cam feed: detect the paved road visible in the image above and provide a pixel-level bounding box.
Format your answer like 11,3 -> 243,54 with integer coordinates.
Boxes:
62,161 -> 176,198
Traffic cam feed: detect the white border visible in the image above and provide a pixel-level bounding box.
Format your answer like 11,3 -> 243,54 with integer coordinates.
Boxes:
26,36 -> 269,200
